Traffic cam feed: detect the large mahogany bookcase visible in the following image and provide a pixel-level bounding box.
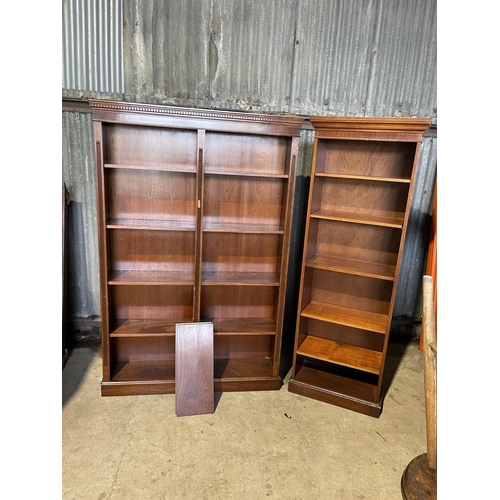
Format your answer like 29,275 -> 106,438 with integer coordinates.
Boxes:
288,116 -> 431,417
89,100 -> 303,397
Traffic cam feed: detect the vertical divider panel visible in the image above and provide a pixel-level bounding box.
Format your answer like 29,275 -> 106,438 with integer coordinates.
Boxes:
193,130 -> 205,322
272,137 -> 299,376
93,123 -> 111,382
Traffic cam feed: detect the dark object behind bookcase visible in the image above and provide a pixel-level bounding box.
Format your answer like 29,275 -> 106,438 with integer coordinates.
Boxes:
62,182 -> 70,369
89,100 -> 303,397
288,117 -> 431,417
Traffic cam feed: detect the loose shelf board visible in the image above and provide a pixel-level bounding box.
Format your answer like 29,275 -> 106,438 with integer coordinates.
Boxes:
175,322 -> 214,417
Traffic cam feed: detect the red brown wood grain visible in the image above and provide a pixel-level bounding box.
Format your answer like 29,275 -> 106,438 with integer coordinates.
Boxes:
175,322 -> 214,417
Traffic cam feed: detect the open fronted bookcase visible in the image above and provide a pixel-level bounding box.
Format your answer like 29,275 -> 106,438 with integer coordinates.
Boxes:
287,116 -> 431,417
90,100 -> 303,396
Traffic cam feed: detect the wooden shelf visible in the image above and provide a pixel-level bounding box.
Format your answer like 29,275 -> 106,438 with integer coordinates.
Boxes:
301,301 -> 389,334
306,254 -> 396,281
111,357 -> 276,382
202,271 -> 280,286
297,335 -> 382,375
214,357 -> 274,379
204,130 -> 290,179
211,317 -> 276,335
103,358 -> 279,396
310,208 -> 404,228
291,362 -> 378,403
110,319 -> 190,337
203,221 -> 284,233
106,218 -> 196,231
105,162 -> 197,174
111,359 -> 176,381
108,270 -> 195,285
205,169 -> 288,179
315,172 -> 411,183
308,219 -> 400,271
110,317 -> 276,337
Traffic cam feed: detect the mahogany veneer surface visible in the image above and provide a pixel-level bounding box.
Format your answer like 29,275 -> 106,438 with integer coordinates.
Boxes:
175,323 -> 214,417
91,99 -> 303,397
289,116 -> 431,417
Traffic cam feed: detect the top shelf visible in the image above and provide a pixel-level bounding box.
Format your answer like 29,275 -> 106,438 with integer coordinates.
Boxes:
315,172 -> 410,184
107,218 -> 196,231
204,169 -> 288,179
105,163 -> 196,174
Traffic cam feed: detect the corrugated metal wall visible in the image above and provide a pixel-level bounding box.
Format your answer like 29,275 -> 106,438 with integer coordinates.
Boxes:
62,0 -> 124,94
394,135 -> 437,319
62,0 -> 437,339
62,110 -> 100,319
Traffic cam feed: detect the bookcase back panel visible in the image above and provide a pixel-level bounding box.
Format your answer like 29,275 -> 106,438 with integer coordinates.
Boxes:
203,176 -> 285,226
205,132 -> 288,176
109,286 -> 194,320
201,287 -> 276,319
110,361 -> 176,383
202,233 -> 280,273
299,317 -> 385,351
309,219 -> 401,267
316,140 -> 416,179
307,268 -> 393,315
109,230 -> 195,272
112,337 -> 176,362
312,178 -> 410,216
106,170 -> 196,222
214,335 -> 273,359
103,124 -> 198,169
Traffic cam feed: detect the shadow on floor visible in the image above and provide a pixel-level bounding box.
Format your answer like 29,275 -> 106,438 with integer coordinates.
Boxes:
62,340 -> 101,407
214,392 -> 223,410
380,337 -> 416,402
62,337 -> 418,412
63,342 -> 225,411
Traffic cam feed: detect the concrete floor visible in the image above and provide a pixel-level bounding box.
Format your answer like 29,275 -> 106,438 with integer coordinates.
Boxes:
62,339 -> 427,500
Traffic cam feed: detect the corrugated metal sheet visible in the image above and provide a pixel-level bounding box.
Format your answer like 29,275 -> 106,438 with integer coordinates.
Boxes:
62,0 -> 123,95
394,136 -> 438,319
364,1 -> 437,118
290,0 -> 437,118
62,0 -> 437,333
62,0 -> 437,119
209,0 -> 299,112
119,0 -> 437,118
123,0 -> 210,106
62,111 -> 100,319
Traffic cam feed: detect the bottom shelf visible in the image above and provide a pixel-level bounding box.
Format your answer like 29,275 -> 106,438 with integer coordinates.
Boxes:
288,359 -> 382,418
101,357 -> 280,396
297,335 -> 383,375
